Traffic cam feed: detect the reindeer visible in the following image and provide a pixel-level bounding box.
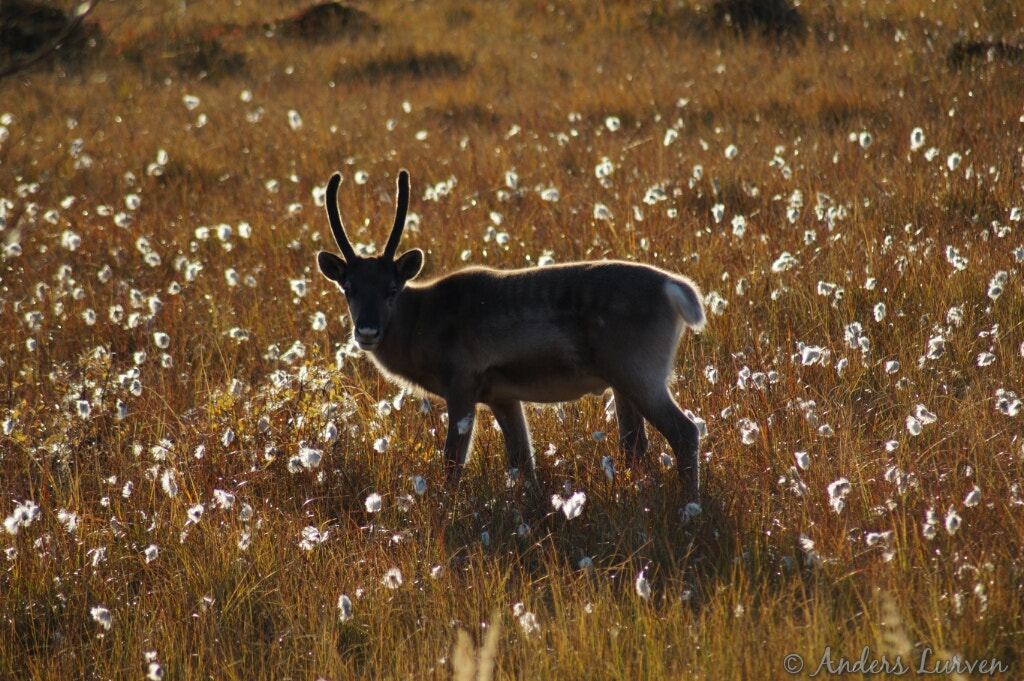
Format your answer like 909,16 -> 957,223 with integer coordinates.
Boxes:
316,170 -> 707,504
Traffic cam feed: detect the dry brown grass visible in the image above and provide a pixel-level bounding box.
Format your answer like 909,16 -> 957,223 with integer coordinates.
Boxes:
2,0 -> 1023,678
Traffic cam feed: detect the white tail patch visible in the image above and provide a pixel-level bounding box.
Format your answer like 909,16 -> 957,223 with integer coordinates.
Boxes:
664,279 -> 707,332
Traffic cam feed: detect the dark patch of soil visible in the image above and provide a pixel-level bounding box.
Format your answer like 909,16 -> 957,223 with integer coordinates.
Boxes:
268,2 -> 378,42
0,0 -> 104,74
947,39 -> 1024,68
709,0 -> 805,40
645,0 -> 805,44
5,2 -> 380,82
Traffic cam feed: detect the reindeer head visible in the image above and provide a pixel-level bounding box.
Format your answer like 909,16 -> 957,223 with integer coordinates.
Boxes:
317,170 -> 424,349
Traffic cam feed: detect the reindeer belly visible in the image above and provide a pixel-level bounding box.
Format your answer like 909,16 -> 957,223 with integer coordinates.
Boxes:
480,356 -> 608,403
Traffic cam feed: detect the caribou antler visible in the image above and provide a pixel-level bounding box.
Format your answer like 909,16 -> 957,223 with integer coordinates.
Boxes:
382,170 -> 410,260
324,172 -> 357,262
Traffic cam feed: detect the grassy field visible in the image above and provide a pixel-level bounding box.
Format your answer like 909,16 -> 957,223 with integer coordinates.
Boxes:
2,0 -> 1023,678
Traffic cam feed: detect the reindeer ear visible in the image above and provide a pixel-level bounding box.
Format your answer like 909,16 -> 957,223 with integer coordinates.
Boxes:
317,251 -> 348,284
395,249 -> 423,283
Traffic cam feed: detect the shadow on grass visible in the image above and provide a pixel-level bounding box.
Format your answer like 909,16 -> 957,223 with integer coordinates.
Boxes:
422,460 -> 802,617
118,26 -> 248,83
335,48 -> 472,85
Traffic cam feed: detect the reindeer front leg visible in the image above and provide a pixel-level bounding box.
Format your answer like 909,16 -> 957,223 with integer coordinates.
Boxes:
487,399 -> 541,493
442,393 -> 477,485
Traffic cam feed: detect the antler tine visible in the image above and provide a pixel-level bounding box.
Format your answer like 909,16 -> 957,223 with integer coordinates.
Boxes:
383,170 -> 410,260
325,172 -> 357,262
